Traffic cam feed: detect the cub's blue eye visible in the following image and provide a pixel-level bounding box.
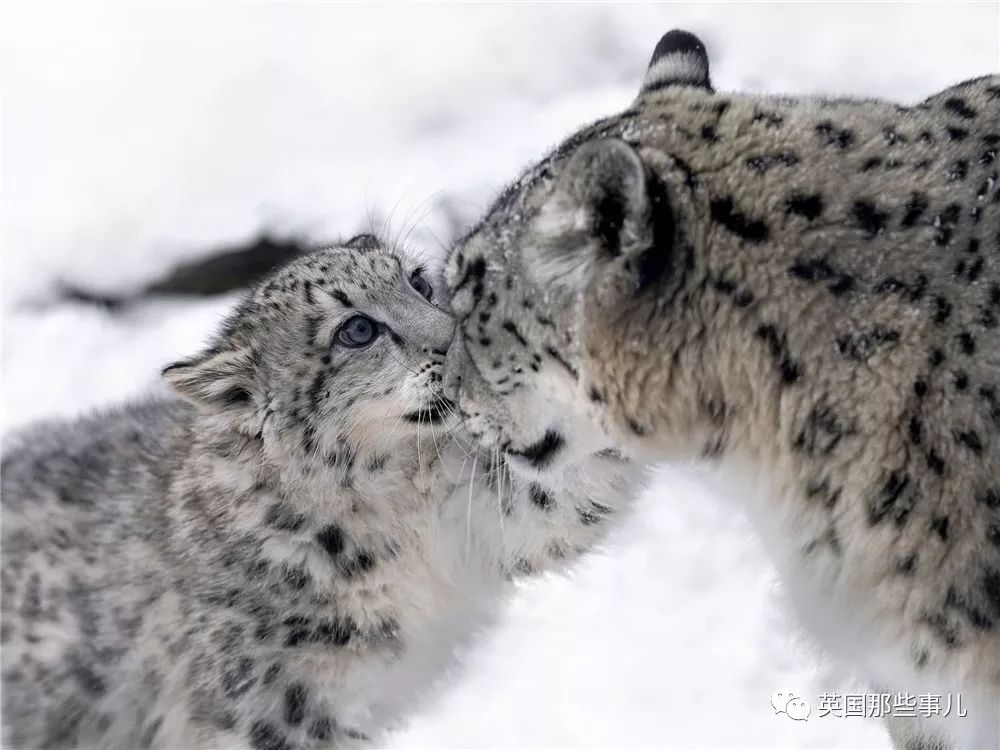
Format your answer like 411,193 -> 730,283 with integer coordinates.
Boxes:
410,271 -> 433,301
337,315 -> 378,348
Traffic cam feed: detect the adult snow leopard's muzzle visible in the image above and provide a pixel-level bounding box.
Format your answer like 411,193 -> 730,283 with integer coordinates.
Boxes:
442,332 -> 504,441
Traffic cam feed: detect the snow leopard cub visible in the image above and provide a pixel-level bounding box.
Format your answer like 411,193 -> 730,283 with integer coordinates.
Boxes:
1,234 -> 643,750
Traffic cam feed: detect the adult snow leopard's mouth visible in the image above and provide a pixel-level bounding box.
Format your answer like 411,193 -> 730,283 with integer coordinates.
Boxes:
503,429 -> 566,470
403,398 -> 455,425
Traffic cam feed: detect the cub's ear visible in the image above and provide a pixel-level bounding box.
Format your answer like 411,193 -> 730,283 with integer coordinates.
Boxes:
343,233 -> 382,251
162,346 -> 260,422
640,29 -> 712,94
530,138 -> 657,290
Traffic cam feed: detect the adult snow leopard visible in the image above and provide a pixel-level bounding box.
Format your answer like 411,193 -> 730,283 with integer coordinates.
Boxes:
443,30 -> 1000,749
1,235 -> 642,749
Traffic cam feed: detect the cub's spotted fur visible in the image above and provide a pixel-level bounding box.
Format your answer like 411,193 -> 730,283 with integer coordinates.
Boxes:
1,236 -> 642,749
445,30 -> 1000,749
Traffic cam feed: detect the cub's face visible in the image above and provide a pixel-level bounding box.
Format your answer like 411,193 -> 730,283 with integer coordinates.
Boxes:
166,235 -> 458,459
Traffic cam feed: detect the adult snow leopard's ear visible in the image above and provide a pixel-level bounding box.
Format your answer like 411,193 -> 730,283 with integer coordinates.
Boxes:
530,138 -> 664,291
640,29 -> 712,94
162,345 -> 260,425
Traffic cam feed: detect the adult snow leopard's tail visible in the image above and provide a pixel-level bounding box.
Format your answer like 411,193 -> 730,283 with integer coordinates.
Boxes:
58,233 -> 311,309
57,193 -> 475,309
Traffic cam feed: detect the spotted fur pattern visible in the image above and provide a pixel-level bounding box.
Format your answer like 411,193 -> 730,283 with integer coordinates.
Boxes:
444,32 -> 1000,749
1,237 -> 643,749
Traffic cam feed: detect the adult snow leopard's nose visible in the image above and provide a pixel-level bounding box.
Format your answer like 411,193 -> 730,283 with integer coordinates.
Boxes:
442,325 -> 510,443
442,330 -> 468,404
442,329 -> 492,413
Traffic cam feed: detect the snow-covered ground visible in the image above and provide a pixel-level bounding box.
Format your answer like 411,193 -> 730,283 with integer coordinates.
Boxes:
3,3 -> 998,747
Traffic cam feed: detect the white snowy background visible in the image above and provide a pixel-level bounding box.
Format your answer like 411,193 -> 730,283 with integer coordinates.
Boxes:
3,2 -> 999,747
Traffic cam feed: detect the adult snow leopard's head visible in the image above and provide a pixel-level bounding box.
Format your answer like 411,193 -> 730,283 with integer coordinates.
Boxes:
444,31 -> 711,475
164,234 -> 456,463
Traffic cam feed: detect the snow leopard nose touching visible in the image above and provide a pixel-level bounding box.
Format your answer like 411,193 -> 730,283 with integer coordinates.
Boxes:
164,233 -> 456,464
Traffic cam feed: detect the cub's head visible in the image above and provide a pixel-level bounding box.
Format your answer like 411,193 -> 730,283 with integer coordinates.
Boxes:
164,234 -> 456,463
444,30 -> 712,474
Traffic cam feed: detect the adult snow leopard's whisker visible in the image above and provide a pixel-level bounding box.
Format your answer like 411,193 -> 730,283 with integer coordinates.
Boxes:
494,444 -> 506,540
434,417 -> 471,446
427,400 -> 464,481
477,446 -> 501,486
433,397 -> 476,454
417,404 -> 441,482
464,453 -> 478,562
421,226 -> 449,255
415,405 -> 439,491
456,452 -> 471,485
